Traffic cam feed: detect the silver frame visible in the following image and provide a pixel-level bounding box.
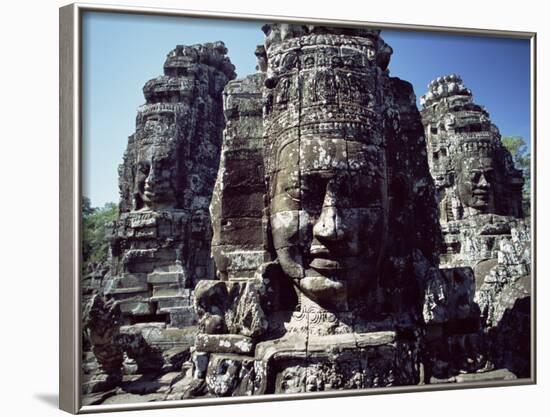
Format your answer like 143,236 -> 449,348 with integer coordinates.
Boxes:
59,2 -> 537,414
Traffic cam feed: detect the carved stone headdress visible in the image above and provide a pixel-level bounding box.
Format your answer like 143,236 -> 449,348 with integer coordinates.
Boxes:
261,24 -> 393,177
420,74 -> 472,107
449,136 -> 498,162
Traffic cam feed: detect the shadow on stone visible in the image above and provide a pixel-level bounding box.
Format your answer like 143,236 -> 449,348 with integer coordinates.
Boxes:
488,296 -> 531,378
118,333 -> 165,374
120,374 -> 163,395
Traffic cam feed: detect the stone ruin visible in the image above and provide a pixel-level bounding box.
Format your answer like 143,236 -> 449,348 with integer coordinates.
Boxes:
82,28 -> 532,406
420,75 -> 531,381
82,42 -> 236,397
171,24 -> 453,398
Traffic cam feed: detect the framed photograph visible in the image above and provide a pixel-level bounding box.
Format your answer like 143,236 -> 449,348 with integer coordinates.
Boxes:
59,2 -> 536,413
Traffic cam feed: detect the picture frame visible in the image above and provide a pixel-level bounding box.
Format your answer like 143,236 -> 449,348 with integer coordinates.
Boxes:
60,2 -> 536,413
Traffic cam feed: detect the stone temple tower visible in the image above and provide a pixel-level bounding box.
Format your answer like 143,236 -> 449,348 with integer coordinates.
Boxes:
93,43 -> 235,374
420,75 -> 531,378
420,74 -> 525,264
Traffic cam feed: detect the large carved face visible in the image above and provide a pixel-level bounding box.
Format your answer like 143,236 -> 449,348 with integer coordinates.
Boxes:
133,146 -> 177,211
269,137 -> 388,308
456,156 -> 496,213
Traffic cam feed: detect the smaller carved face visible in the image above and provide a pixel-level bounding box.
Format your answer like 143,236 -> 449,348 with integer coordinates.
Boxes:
444,114 -> 456,131
303,55 -> 315,69
134,152 -> 177,211
366,46 -> 376,62
365,39 -> 377,62
456,156 -> 496,213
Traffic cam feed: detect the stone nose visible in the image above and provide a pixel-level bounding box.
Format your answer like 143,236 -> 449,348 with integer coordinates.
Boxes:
145,167 -> 157,186
313,205 -> 345,244
478,173 -> 489,187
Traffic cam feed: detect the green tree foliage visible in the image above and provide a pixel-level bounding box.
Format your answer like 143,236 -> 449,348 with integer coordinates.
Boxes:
82,196 -> 94,216
501,136 -> 531,216
82,199 -> 118,270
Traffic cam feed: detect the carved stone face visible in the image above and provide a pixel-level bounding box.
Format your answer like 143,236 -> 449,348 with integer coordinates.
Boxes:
456,156 -> 496,213
365,39 -> 377,62
134,147 -> 177,211
269,138 -> 388,309
132,108 -> 180,211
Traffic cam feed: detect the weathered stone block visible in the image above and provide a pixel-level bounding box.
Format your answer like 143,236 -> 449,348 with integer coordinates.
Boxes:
118,300 -> 153,316
194,278 -> 268,339
455,368 -> 517,383
223,249 -> 267,273
147,269 -> 185,284
424,266 -> 479,325
212,218 -> 264,246
254,331 -> 420,394
156,297 -> 191,311
147,272 -> 182,284
205,354 -> 256,396
121,323 -> 196,349
168,307 -> 197,327
151,284 -> 184,300
196,334 -> 254,355
218,192 -> 264,219
104,273 -> 149,295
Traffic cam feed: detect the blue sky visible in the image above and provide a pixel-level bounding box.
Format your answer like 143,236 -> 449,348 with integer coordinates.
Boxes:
82,12 -> 531,207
